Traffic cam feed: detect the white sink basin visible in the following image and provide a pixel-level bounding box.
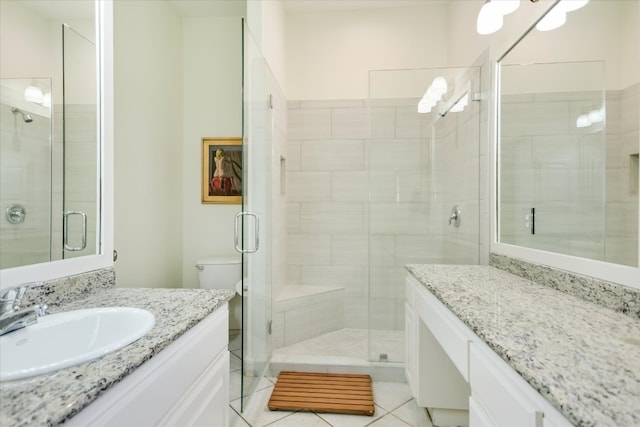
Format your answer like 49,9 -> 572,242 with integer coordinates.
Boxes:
0,307 -> 155,381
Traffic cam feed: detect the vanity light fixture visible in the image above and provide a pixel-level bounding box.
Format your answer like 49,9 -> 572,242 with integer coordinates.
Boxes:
588,107 -> 605,123
450,94 -> 469,113
417,76 -> 448,114
477,0 -> 521,35
576,105 -> 604,128
576,114 -> 591,128
24,85 -> 44,104
536,0 -> 589,32
42,92 -> 51,109
535,6 -> 566,31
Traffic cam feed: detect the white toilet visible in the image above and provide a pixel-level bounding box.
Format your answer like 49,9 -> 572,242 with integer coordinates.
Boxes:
196,256 -> 242,329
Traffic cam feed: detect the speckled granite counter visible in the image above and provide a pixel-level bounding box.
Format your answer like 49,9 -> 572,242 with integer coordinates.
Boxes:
0,287 -> 235,426
406,264 -> 640,427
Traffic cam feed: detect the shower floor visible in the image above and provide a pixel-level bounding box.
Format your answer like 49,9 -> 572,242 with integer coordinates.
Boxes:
270,328 -> 405,381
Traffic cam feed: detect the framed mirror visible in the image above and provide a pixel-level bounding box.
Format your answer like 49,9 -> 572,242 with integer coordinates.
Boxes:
0,0 -> 113,288
496,0 -> 639,287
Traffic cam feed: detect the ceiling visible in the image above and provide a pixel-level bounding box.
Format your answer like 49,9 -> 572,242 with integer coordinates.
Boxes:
281,0 -> 449,13
17,0 -> 449,20
169,0 -> 448,17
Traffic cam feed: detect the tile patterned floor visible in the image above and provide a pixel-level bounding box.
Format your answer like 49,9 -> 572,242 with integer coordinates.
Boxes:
228,332 -> 433,427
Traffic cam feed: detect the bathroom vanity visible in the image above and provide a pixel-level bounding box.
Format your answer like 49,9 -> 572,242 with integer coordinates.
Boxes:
405,264 -> 640,427
0,284 -> 235,426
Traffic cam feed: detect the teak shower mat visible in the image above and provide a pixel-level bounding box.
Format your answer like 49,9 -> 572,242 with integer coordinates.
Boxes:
268,371 -> 375,416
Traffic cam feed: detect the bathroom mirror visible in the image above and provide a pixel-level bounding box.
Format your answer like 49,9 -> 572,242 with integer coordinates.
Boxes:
497,0 -> 639,274
0,0 -> 113,288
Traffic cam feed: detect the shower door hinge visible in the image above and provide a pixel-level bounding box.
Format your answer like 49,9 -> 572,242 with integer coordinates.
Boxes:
268,320 -> 272,335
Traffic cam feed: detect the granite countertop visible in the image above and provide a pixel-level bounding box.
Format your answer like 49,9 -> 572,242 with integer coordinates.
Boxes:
406,264 -> 640,427
0,287 -> 235,427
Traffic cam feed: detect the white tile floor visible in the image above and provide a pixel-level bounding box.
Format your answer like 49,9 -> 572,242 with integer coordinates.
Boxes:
228,332 -> 433,427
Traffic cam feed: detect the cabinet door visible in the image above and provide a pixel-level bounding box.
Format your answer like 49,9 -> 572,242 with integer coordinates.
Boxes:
470,344 -> 542,427
160,351 -> 230,427
469,396 -> 497,427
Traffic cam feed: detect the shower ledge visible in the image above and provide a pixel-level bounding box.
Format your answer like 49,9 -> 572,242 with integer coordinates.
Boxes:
276,285 -> 344,302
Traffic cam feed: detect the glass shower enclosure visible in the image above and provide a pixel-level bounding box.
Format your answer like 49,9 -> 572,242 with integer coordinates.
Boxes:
367,66 -> 483,364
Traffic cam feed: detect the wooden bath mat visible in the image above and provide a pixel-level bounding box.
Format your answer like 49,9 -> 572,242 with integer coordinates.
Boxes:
268,371 -> 375,416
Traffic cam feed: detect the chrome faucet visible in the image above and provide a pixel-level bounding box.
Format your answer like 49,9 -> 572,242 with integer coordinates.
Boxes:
0,284 -> 48,337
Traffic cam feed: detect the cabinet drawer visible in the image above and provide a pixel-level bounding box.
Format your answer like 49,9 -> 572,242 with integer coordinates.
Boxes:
415,283 -> 471,380
470,344 -> 542,427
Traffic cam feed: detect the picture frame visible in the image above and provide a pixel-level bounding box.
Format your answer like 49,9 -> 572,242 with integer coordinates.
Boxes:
202,137 -> 243,204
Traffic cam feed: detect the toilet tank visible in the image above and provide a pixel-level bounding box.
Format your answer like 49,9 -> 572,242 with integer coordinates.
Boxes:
196,256 -> 241,290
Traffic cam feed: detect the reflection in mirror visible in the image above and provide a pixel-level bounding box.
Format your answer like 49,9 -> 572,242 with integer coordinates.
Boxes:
498,0 -> 639,267
0,78 -> 52,268
0,0 -> 98,269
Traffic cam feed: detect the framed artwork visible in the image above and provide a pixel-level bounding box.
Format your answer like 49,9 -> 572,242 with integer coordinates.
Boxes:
202,137 -> 243,204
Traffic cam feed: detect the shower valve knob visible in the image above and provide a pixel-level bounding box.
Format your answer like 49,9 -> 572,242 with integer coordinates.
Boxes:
5,204 -> 26,224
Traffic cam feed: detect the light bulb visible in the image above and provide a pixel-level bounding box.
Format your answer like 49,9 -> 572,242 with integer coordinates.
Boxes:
450,94 -> 469,113
576,114 -> 591,128
536,8 -> 567,31
431,76 -> 448,96
588,108 -> 604,123
42,92 -> 52,109
24,85 -> 44,104
418,98 -> 434,114
477,1 -> 504,35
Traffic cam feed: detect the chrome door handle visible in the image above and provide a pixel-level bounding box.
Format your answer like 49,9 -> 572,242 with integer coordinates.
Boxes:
234,211 -> 259,254
63,211 -> 87,251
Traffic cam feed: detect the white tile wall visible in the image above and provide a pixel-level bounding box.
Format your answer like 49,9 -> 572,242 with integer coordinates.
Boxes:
273,286 -> 345,348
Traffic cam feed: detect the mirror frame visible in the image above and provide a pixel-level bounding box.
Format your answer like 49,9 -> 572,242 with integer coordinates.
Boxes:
0,0 -> 113,290
490,0 -> 640,289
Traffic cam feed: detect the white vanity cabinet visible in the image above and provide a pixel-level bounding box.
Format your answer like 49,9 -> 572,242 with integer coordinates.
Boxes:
405,276 -> 471,426
66,305 -> 230,427
405,274 -> 572,427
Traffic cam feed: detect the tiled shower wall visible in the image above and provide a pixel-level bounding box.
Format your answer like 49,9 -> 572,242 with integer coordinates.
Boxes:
501,84 -> 639,266
287,100 -> 373,330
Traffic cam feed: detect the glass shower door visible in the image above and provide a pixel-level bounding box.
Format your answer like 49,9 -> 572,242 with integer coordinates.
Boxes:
239,22 -> 272,411
61,24 -> 98,260
367,66 -> 482,363
433,66 -> 482,265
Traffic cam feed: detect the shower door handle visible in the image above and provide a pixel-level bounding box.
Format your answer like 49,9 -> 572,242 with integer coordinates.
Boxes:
63,211 -> 87,251
234,211 -> 260,254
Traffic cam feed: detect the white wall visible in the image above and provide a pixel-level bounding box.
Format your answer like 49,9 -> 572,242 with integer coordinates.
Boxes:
246,0 -> 287,93
0,0 -> 54,79
180,16 -> 243,289
285,4 -> 449,100
113,1 -> 183,288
